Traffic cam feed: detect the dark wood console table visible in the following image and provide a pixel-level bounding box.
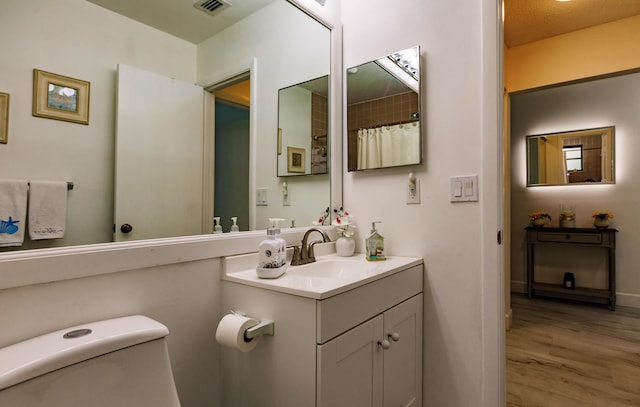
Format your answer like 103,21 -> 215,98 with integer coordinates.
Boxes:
525,226 -> 618,310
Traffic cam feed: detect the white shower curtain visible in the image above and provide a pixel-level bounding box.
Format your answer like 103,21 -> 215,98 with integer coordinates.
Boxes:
357,122 -> 420,170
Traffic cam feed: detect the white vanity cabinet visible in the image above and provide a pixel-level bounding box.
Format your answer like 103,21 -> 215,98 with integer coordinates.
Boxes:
317,293 -> 423,407
220,255 -> 423,407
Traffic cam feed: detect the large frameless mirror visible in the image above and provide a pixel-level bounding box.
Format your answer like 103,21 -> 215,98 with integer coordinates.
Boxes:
526,126 -> 615,186
346,46 -> 422,171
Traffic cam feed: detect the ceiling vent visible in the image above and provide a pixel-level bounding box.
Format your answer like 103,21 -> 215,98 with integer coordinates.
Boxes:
193,0 -> 231,16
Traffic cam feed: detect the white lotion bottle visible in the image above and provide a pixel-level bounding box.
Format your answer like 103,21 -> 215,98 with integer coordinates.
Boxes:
213,217 -> 222,234
256,218 -> 287,279
230,217 -> 240,233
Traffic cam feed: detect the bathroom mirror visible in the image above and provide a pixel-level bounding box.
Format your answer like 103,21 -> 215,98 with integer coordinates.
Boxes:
346,46 -> 422,171
277,75 -> 329,176
0,0 -> 333,252
526,126 -> 615,186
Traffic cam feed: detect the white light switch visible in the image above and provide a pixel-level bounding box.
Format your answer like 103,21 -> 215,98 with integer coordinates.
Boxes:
450,175 -> 478,202
256,188 -> 268,206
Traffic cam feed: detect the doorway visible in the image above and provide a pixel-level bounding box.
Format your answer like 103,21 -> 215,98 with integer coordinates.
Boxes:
209,76 -> 251,233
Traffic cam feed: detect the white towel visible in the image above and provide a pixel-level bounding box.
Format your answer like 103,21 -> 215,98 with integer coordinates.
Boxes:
0,180 -> 28,247
28,181 -> 68,240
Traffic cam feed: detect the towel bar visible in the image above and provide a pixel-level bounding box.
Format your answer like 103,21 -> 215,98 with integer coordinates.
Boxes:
27,181 -> 74,191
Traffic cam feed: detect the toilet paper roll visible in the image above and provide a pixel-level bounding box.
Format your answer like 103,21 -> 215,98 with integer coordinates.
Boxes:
215,314 -> 260,352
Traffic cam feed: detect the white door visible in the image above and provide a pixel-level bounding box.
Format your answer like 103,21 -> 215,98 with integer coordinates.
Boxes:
317,315 -> 384,407
114,64 -> 204,241
383,294 -> 423,407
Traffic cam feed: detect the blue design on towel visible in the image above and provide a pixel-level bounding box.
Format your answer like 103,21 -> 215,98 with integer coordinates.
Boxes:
0,217 -> 20,235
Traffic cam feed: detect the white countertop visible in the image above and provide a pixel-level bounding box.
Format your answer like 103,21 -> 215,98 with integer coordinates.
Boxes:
222,252 -> 422,299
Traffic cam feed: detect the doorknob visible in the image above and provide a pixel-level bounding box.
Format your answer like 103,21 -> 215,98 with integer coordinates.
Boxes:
120,224 -> 133,233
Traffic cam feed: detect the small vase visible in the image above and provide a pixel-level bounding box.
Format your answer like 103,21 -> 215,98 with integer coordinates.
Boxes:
531,218 -> 546,228
335,236 -> 355,257
594,217 -> 609,229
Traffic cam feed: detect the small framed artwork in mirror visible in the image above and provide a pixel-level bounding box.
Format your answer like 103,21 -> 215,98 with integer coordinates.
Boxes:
287,146 -> 305,173
32,69 -> 90,125
0,92 -> 9,144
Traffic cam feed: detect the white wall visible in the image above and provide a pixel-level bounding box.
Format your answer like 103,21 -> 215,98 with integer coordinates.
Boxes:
0,0 -> 196,250
341,0 -> 503,406
510,72 -> 640,307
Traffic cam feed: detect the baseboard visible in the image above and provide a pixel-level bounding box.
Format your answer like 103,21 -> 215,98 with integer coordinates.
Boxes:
617,292 -> 640,309
510,280 -> 527,294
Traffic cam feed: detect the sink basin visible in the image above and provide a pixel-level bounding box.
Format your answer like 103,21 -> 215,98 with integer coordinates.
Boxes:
287,258 -> 377,279
222,253 -> 422,299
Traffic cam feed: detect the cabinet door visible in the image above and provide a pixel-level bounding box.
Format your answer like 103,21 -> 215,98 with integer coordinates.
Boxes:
383,294 -> 423,407
317,315 -> 384,407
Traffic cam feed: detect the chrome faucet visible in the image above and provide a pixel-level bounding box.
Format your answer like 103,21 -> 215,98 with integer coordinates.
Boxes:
290,228 -> 331,266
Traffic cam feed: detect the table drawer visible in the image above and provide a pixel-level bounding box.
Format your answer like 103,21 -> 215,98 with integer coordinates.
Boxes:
537,232 -> 602,244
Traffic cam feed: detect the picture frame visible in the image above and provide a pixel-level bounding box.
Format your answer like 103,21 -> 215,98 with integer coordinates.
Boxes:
287,146 -> 305,173
32,69 -> 90,125
0,92 -> 8,144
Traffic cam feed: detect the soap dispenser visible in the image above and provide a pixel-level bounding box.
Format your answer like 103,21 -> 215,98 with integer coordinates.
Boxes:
230,217 -> 240,233
256,218 -> 287,279
213,217 -> 223,234
365,221 -> 385,261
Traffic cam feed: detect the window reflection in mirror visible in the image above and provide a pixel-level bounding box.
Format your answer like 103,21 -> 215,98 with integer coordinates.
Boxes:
526,126 -> 615,186
277,75 -> 328,176
346,46 -> 421,171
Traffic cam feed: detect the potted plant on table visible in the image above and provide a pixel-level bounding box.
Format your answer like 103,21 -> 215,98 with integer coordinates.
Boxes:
592,211 -> 614,229
529,211 -> 552,228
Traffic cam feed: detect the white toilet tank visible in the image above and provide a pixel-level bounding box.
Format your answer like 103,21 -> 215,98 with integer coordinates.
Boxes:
0,315 -> 181,407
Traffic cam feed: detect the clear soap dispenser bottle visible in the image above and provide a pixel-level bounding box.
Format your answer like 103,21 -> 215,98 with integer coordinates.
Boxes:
256,218 -> 287,279
365,221 -> 386,261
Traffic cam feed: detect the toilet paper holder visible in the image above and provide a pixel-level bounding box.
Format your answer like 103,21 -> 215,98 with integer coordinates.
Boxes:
244,319 -> 274,340
232,311 -> 274,340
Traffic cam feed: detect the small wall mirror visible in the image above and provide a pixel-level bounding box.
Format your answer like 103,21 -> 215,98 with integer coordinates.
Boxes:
277,75 -> 329,176
526,126 -> 615,186
346,46 -> 421,171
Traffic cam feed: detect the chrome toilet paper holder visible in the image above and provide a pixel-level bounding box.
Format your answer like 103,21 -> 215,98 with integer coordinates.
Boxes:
232,310 -> 274,340
245,319 -> 274,340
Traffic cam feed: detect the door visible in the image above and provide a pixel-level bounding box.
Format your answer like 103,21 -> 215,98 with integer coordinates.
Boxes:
317,315 -> 384,407
114,64 -> 205,241
383,294 -> 423,407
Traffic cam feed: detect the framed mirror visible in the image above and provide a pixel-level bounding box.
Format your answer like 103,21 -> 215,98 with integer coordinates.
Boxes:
346,46 -> 421,171
526,126 -> 615,186
277,75 -> 329,176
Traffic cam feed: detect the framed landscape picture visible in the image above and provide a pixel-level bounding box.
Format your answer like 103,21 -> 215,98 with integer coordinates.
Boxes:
33,69 -> 90,125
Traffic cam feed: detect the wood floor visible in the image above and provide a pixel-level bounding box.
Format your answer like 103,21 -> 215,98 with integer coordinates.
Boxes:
507,294 -> 640,407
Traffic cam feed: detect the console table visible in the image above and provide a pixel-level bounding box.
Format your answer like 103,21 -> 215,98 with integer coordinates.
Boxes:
525,227 -> 618,310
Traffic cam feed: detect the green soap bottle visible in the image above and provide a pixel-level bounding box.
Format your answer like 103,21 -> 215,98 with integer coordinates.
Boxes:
365,221 -> 385,261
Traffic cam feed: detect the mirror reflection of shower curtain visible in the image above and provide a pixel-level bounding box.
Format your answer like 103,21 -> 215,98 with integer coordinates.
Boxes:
357,122 -> 420,170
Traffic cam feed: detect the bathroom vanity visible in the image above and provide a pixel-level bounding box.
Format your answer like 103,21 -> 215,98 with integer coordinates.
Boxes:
220,252 -> 423,407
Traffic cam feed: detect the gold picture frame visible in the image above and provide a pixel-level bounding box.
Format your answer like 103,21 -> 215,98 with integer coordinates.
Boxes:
0,92 -> 9,144
32,69 -> 90,125
287,146 -> 305,173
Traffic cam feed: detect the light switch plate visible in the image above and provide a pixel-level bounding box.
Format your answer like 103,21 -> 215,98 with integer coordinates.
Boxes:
450,175 -> 478,202
256,188 -> 268,206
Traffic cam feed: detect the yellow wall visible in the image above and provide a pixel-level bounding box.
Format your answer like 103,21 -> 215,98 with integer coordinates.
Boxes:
505,15 -> 640,92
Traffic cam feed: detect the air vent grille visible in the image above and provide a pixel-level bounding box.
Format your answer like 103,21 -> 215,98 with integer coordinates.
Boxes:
193,0 -> 231,16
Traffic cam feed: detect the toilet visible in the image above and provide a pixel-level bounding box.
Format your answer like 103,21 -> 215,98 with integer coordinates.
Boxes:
0,315 -> 181,407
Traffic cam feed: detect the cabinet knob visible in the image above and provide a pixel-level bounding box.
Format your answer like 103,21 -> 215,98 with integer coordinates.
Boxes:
378,339 -> 391,350
120,224 -> 133,234
388,332 -> 400,342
